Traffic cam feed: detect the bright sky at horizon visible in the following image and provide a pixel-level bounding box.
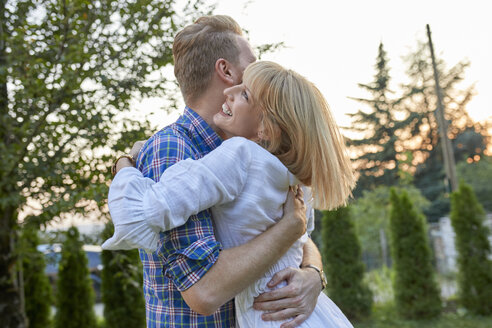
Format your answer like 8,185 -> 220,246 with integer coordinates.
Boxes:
136,0 -> 491,131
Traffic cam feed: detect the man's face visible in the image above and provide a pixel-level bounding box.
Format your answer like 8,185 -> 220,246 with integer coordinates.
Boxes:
230,36 -> 256,86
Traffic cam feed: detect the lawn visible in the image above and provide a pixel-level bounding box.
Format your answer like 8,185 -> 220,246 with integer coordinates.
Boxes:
354,303 -> 492,328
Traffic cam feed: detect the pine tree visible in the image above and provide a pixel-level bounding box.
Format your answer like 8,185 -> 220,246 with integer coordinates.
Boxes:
21,228 -> 52,328
388,189 -> 441,319
322,207 -> 372,320
101,222 -> 145,328
400,40 -> 488,221
55,227 -> 96,328
348,42 -> 404,195
450,182 -> 492,315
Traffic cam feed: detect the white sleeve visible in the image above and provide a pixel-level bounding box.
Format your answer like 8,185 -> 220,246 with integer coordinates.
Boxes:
108,137 -> 253,232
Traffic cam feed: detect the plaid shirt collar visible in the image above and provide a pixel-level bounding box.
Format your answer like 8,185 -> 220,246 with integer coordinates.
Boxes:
180,106 -> 222,156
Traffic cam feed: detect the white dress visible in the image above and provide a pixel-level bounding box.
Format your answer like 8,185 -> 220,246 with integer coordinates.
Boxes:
103,137 -> 353,328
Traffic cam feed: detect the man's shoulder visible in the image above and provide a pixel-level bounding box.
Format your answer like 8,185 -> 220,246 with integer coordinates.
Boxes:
137,123 -> 197,179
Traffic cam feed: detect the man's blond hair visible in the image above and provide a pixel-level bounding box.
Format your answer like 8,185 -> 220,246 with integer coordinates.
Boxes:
244,61 -> 356,210
173,15 -> 243,104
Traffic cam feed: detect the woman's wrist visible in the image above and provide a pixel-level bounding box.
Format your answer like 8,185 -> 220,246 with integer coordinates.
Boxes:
116,157 -> 134,173
111,154 -> 135,176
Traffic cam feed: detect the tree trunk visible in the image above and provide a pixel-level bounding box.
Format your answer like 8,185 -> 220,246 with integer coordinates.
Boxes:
0,203 -> 27,328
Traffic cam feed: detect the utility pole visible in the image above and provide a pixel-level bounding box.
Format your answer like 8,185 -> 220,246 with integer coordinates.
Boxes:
426,24 -> 458,192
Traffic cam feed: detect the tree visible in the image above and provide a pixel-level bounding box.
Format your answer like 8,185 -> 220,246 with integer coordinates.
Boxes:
399,39 -> 488,221
101,222 -> 145,328
0,0 -> 210,325
388,189 -> 441,319
55,227 -> 96,328
321,206 -> 372,321
351,185 -> 430,270
456,155 -> 492,212
348,43 -> 404,195
20,228 -> 52,328
450,182 -> 492,315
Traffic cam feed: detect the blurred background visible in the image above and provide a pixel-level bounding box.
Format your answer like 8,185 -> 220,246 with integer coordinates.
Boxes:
1,0 -> 491,327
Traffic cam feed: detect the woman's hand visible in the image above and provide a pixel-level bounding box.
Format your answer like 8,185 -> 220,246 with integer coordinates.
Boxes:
130,140 -> 145,159
114,140 -> 146,174
281,185 -> 307,238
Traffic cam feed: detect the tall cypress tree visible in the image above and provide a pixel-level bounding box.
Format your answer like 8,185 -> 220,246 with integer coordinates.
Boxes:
348,42 -> 405,195
388,189 -> 441,319
322,207 -> 372,320
21,228 -> 52,328
55,227 -> 96,328
101,222 -> 145,328
450,182 -> 492,315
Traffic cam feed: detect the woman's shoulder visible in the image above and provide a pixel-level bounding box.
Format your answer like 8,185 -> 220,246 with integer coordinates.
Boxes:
220,137 -> 268,155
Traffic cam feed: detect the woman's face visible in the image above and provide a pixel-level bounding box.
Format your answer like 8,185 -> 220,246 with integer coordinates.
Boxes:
213,82 -> 262,140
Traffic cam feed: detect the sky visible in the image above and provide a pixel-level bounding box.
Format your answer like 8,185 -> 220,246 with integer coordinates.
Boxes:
136,0 -> 491,130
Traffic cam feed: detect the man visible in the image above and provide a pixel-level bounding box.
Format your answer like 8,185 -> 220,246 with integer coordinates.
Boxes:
115,15 -> 325,327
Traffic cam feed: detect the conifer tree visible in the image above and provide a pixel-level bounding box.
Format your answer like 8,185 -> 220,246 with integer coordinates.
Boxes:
348,43 -> 405,194
400,40 -> 488,221
101,222 -> 145,328
55,227 -> 96,328
450,182 -> 492,315
322,207 -> 372,320
21,228 -> 52,328
388,189 -> 441,319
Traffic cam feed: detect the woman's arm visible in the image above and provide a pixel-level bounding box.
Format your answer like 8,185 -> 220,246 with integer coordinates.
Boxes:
102,137 -> 253,251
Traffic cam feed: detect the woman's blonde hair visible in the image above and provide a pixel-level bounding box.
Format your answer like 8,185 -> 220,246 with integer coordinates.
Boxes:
243,61 -> 356,210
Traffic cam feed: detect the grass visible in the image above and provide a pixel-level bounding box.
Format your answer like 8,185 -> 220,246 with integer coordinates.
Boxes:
354,302 -> 492,328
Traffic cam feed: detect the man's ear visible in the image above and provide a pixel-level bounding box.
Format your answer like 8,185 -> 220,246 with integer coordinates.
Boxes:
215,58 -> 235,86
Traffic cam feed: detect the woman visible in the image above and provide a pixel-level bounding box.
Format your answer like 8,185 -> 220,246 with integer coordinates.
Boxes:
103,61 -> 355,327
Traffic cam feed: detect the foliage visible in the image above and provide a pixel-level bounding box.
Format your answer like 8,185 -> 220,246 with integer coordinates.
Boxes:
354,302 -> 492,328
348,43 -> 404,194
414,129 -> 488,221
388,189 -> 441,319
55,227 -> 96,328
101,221 -> 145,328
363,266 -> 394,304
351,185 -> 430,270
450,182 -> 492,315
456,156 -> 492,211
400,40 -> 488,221
322,206 -> 373,320
20,228 -> 52,328
0,0 -> 210,324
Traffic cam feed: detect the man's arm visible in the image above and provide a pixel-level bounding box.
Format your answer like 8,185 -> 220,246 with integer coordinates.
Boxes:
181,186 -> 307,315
252,238 -> 323,328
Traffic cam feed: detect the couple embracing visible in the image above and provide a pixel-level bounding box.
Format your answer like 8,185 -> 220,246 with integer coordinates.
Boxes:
103,15 -> 355,328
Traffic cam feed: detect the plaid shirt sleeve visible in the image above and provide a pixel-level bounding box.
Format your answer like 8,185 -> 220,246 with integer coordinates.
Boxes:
137,131 -> 222,291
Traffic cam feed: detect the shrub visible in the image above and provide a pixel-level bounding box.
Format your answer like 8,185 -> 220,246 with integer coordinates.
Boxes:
21,228 -> 52,328
322,206 -> 373,320
388,189 -> 441,319
55,227 -> 96,328
101,221 -> 145,328
450,182 -> 492,315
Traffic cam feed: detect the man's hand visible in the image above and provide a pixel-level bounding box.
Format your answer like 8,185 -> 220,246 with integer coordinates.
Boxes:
253,267 -> 322,328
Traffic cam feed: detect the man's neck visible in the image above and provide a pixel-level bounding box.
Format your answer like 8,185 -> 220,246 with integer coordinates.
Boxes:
186,85 -> 226,136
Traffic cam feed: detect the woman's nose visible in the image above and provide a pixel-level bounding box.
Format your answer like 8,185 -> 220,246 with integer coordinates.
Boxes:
224,87 -> 234,100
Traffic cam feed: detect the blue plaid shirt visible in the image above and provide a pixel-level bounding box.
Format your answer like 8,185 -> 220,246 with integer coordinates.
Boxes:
136,107 -> 235,327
